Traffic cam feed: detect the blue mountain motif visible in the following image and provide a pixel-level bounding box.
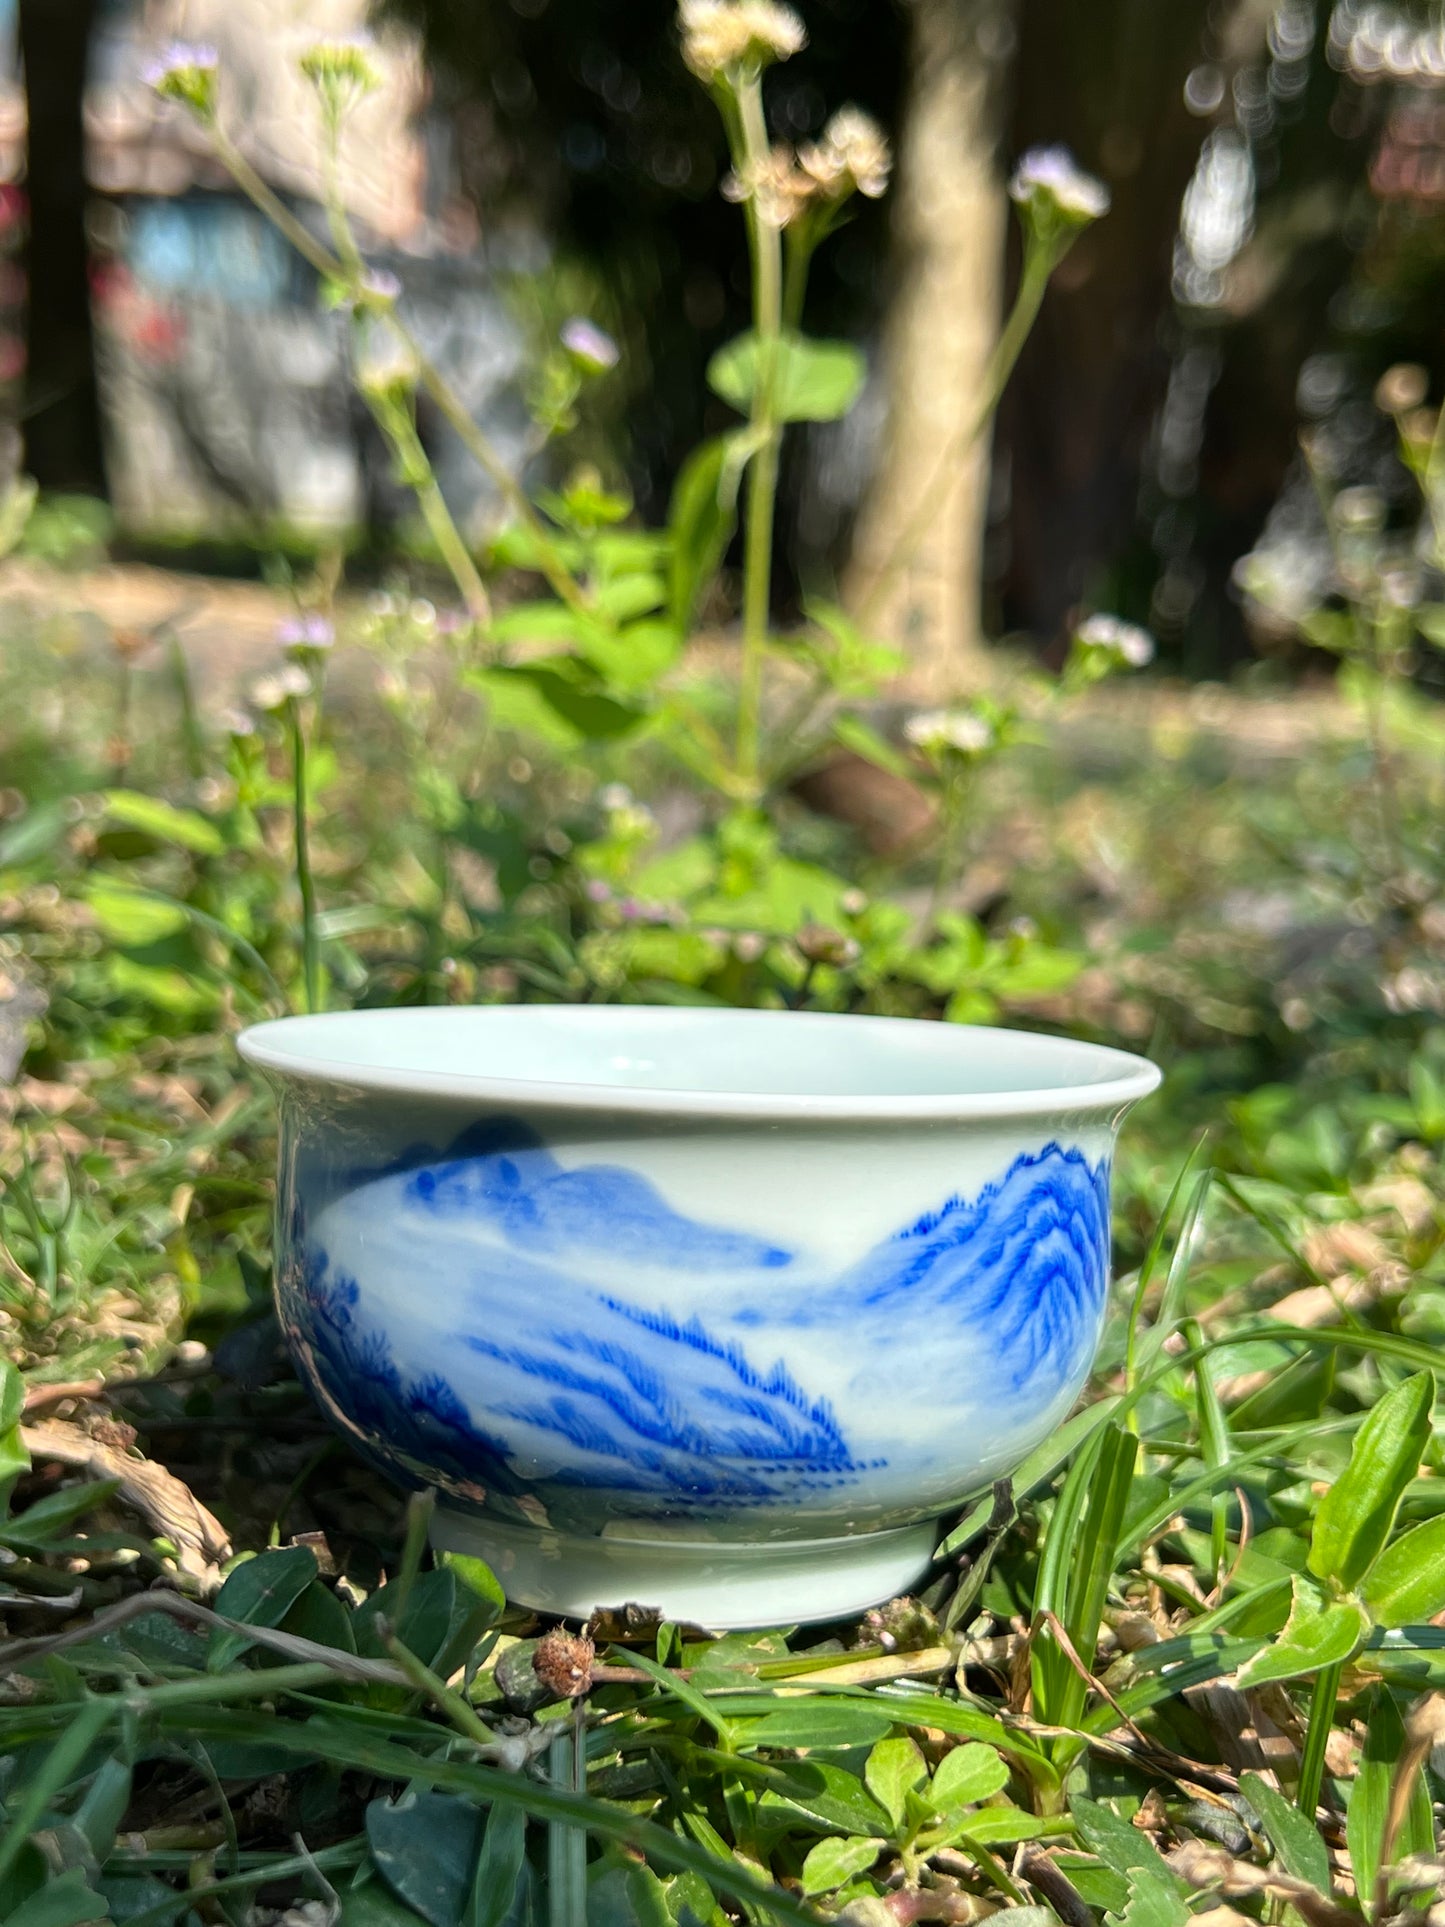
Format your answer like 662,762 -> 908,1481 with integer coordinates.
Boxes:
827,1144 -> 1111,1392
282,1128 -> 1110,1516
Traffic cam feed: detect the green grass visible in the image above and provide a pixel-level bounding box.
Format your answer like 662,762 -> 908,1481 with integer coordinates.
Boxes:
1,609 -> 1445,1926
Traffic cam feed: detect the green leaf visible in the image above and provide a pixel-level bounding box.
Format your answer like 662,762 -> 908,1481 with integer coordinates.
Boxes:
102,789 -> 224,855
735,1700 -> 894,1752
339,1874 -> 433,1927
863,1735 -> 927,1829
953,1808 -> 1046,1846
485,661 -> 646,742
469,1800 -> 526,1927
1308,1371 -> 1434,1591
278,1577 -> 357,1656
1414,603 -> 1445,649
1346,1687 -> 1432,1905
354,1567 -> 501,1681
1239,1770 -> 1331,1891
706,331 -> 866,424
799,1837 -> 884,1897
368,1791 -> 482,1927
4,1869 -> 110,1927
0,1422 -> 31,1513
829,713 -> 915,782
668,434 -> 745,630
0,1359 -> 23,1432
208,1544 -> 319,1669
1108,1870 -> 1191,1927
1363,1514 -> 1445,1626
758,1761 -> 893,1837
73,1753 -> 133,1861
440,1551 -> 507,1621
1070,1796 -> 1178,1884
1233,1574 -> 1370,1688
929,1742 -> 1009,1812
86,879 -> 189,946
2,1481 -> 121,1548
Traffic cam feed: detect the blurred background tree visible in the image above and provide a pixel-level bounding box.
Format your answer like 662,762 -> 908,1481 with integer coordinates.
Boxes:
6,0 -> 1445,684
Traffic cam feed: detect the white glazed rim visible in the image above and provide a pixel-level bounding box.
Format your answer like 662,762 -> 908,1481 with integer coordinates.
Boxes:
236,1005 -> 1162,1122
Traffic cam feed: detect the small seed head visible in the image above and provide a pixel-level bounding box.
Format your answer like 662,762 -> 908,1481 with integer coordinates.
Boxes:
678,0 -> 806,82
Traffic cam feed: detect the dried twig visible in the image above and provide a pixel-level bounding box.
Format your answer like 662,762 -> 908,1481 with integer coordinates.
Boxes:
20,1419 -> 232,1588
0,1585 -> 411,1684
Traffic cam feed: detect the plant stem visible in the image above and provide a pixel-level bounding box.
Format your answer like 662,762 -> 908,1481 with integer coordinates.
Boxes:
1296,1660 -> 1342,1821
288,696 -> 321,1015
861,235 -> 1057,631
734,71 -> 784,799
208,119 -> 586,619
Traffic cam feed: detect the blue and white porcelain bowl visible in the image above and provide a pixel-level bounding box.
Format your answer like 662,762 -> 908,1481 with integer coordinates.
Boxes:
238,1006 -> 1160,1628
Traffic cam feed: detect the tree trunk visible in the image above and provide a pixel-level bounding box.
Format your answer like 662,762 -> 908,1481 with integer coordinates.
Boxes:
19,0 -> 106,494
844,0 -> 1016,698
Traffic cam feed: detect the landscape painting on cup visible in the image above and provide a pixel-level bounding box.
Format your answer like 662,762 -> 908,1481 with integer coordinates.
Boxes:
280,1121 -> 1111,1526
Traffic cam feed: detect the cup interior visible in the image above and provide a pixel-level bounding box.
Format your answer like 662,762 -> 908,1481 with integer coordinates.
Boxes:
238,1005 -> 1160,1116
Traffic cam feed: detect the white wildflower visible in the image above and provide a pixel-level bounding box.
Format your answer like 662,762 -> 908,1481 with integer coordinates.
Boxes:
299,32 -> 382,105
678,0 -> 806,82
903,708 -> 996,755
250,665 -> 312,711
218,706 -> 259,739
723,144 -> 816,227
560,317 -> 621,373
1075,613 -> 1155,667
1333,486 -> 1386,533
799,107 -> 893,200
143,40 -> 219,118
1009,145 -> 1111,227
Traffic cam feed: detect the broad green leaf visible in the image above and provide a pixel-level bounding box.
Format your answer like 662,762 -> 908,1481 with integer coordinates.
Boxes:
486,661 -> 646,742
1363,1514 -> 1445,1626
486,601 -> 592,646
1308,1371 -> 1434,1591
1415,603 -> 1445,648
863,1735 -> 926,1829
799,1837 -> 884,1896
952,1808 -> 1046,1846
440,1551 -> 507,1620
1346,1687 -> 1433,1906
1234,1574 -> 1370,1687
354,1567 -> 501,1683
1070,1796 -> 1178,1884
339,1875 -> 432,1926
106,954 -> 216,1016
707,331 -> 866,423
1108,1870 -> 1191,1927
208,1545 -> 319,1668
5,1869 -> 110,1927
758,1761 -> 893,1837
589,1862 -> 672,1927
1239,1770 -> 1331,1891
368,1791 -> 482,1927
278,1577 -> 357,1656
929,1742 -> 1009,1811
735,1700 -> 894,1752
668,434 -> 745,630
102,789 -> 224,855
86,879 -> 188,946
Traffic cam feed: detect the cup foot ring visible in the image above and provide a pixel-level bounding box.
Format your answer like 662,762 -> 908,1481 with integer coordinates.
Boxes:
429,1509 -> 938,1631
